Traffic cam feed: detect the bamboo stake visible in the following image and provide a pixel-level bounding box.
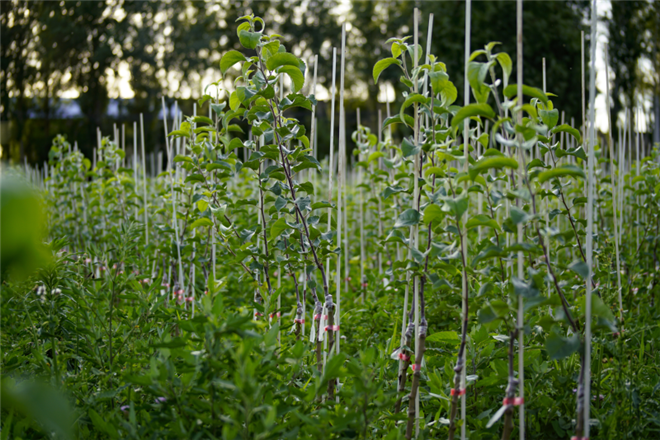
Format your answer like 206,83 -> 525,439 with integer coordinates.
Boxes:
461,3 -> 471,439
133,122 -> 138,221
581,32 -> 587,222
603,44 -> 624,330
377,108 -> 384,276
140,113 -> 148,247
311,54 -> 318,162
636,107 -> 640,250
337,24 -> 347,360
543,58 -> 551,300
411,10 -> 421,437
584,2 -> 597,438
322,47 -> 337,373
162,100 -> 185,296
357,108 -> 365,304
516,1 -> 525,438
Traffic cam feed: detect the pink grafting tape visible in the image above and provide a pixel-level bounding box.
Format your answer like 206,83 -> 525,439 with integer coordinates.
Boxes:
294,318 -> 305,324
502,397 -> 524,406
314,314 -> 327,320
324,325 -> 340,331
411,364 -> 421,371
450,388 -> 466,396
399,353 -> 411,361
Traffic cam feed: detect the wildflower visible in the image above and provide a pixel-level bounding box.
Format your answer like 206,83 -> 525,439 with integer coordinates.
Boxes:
51,288 -> 61,296
120,405 -> 130,413
154,397 -> 166,404
35,285 -> 46,302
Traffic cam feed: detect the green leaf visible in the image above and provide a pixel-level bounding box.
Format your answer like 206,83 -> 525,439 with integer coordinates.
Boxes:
539,109 -> 559,129
185,174 -> 204,183
266,52 -> 300,71
441,193 -> 468,218
399,93 -> 428,123
226,138 -> 244,151
367,151 -> 385,163
279,65 -> 304,93
545,329 -> 580,360
426,331 -> 460,344
229,91 -> 241,111
550,124 -> 582,143
197,200 -> 209,212
509,206 -> 530,225
238,30 -> 261,50
382,186 -> 405,200
538,165 -> 585,184
394,209 -> 420,228
468,61 -> 491,104
191,218 -> 213,229
401,137 -> 420,158
373,58 -> 402,83
588,294 -> 617,332
503,84 -> 549,105
568,260 -> 589,280
270,218 -> 290,237
220,50 -> 247,75
511,276 -> 539,298
89,408 -> 118,438
383,114 -> 415,129
451,103 -> 495,130
192,116 -> 214,125
465,214 -> 500,231
423,204 -> 443,224
321,352 -> 346,383
468,156 -> 518,179
477,305 -> 499,324
496,52 -> 512,86
211,102 -> 226,116
274,196 -> 287,212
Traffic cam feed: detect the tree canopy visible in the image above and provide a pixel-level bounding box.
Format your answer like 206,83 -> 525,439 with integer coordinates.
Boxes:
3,0 -> 654,164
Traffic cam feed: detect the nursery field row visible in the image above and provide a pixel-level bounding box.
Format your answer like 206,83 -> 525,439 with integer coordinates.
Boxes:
2,2 -> 660,440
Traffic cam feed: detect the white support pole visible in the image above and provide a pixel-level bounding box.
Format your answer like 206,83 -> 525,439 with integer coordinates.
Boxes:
584,2 -> 597,438
336,23 -> 347,367
461,2 -> 471,439
412,9 -> 421,436
516,1 -> 525,438
140,113 -> 149,247
603,44 -> 624,330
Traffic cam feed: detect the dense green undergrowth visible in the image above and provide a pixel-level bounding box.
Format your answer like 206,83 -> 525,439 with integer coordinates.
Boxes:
2,11 -> 660,440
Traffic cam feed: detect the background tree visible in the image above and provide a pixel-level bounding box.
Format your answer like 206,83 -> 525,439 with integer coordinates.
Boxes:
5,0 -> 658,164
349,0 -> 590,131
606,0 -> 659,143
